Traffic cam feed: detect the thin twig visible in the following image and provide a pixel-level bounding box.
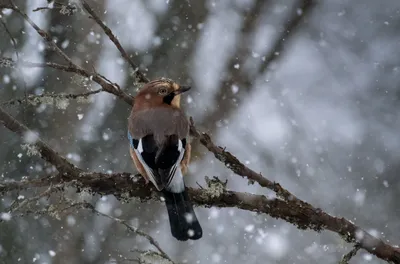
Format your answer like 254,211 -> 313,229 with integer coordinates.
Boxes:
201,0 -> 316,133
339,245 -> 361,264
0,174 -> 61,194
189,117 -> 303,204
0,57 -> 133,105
9,184 -> 61,213
9,0 -> 77,67
0,18 -> 19,60
1,89 -> 103,106
32,6 -> 52,12
0,15 -> 29,104
80,0 -> 149,83
33,2 -> 76,15
4,3 -> 132,104
86,203 -> 173,262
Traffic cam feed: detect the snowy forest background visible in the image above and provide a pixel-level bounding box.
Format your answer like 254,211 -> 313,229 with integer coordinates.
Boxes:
1,0 -> 400,263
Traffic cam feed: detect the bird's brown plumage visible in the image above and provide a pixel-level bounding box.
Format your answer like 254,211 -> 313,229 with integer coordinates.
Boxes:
128,78 -> 191,173
128,107 -> 189,144
127,78 -> 201,241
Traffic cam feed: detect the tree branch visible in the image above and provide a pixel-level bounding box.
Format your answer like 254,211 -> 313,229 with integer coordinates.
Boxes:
80,0 -> 149,84
1,89 -> 103,106
339,245 -> 361,264
1,106 -> 400,263
0,105 -> 82,178
88,203 -> 173,262
189,117 -> 303,204
200,0 -> 316,132
257,0 -> 315,75
1,3 -> 400,263
2,55 -> 297,202
0,57 -> 133,105
1,4 -> 134,105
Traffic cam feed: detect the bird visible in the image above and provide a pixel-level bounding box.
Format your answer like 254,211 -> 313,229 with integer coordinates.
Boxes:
127,78 -> 202,241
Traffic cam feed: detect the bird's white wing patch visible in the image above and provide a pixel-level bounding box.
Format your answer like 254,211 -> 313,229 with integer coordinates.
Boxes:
134,138 -> 162,191
167,166 -> 185,193
165,139 -> 185,193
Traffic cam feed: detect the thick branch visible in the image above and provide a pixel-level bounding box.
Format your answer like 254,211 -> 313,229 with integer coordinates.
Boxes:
0,106 -> 82,178
1,4 -> 278,195
4,55 -> 296,201
189,118 -> 302,203
0,107 -> 400,263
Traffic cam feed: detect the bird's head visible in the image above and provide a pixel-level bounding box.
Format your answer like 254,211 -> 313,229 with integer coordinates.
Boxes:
135,78 -> 191,109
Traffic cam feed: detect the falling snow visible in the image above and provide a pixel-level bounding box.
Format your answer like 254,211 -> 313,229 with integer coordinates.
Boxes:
23,130 -> 39,144
1,1 -> 400,264
0,213 -> 11,221
264,233 -> 288,259
55,98 -> 70,110
231,84 -> 239,94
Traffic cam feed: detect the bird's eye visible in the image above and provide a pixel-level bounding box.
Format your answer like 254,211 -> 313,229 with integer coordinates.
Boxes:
158,88 -> 168,95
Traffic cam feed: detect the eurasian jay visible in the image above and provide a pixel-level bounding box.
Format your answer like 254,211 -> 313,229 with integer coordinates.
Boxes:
127,78 -> 202,241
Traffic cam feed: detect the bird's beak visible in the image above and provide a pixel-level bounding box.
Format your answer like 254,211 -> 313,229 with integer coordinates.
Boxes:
173,85 -> 191,95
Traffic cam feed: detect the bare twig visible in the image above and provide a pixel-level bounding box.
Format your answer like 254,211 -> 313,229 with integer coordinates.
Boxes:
9,184 -> 60,213
0,15 -> 28,101
80,0 -> 149,84
259,0 -> 315,74
0,57 -> 133,105
1,89 -> 103,106
86,203 -> 173,262
2,4 -> 133,105
32,6 -> 51,12
33,2 -> 76,15
9,1 -> 77,66
134,250 -> 174,264
11,201 -> 87,218
189,117 -> 303,204
200,0 -> 316,132
0,17 -> 19,60
339,245 -> 361,264
0,175 -> 61,194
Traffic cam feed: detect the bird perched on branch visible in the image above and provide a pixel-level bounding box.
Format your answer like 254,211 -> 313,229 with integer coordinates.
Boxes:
127,78 -> 202,241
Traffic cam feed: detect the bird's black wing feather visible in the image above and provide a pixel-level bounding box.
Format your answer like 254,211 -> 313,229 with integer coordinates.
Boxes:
155,135 -> 186,188
129,133 -> 163,189
128,132 -> 186,191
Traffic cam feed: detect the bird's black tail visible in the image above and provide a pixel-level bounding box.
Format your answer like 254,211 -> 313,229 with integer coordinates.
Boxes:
162,190 -> 202,241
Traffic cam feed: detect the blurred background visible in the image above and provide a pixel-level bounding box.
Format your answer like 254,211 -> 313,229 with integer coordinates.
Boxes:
1,0 -> 400,263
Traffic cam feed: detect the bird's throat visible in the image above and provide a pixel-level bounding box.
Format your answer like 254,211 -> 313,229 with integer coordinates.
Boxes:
163,93 -> 175,105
